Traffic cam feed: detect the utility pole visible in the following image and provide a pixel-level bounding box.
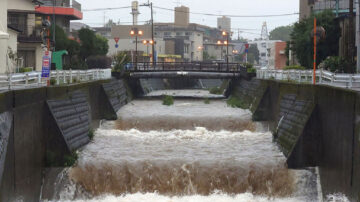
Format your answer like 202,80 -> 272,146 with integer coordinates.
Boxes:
349,0 -> 355,64
141,1 -> 155,65
52,0 -> 56,51
357,0 -> 360,72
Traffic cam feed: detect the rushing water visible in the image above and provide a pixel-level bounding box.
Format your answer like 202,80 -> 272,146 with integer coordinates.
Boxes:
42,98 -> 348,202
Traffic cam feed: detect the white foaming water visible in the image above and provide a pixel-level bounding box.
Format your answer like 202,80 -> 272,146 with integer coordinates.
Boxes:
56,192 -> 304,202
43,99 -> 326,201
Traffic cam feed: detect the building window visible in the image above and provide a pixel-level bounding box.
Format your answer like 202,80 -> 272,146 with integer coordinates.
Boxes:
164,32 -> 171,36
261,53 -> 266,57
176,32 -> 182,36
185,32 -> 192,36
261,43 -> 266,48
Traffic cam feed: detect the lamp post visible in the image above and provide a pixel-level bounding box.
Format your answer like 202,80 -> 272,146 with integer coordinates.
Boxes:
130,28 -> 143,70
217,38 -> 229,70
143,39 -> 154,62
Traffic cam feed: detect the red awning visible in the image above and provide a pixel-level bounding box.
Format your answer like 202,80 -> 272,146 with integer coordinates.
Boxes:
35,6 -> 83,20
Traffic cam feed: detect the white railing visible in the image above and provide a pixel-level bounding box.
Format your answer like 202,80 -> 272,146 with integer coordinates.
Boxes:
257,69 -> 360,89
0,69 -> 112,90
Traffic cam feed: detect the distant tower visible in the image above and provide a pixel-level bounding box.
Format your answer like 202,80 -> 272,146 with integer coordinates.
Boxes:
174,6 -> 189,27
131,1 -> 140,25
217,16 -> 231,33
261,22 -> 269,40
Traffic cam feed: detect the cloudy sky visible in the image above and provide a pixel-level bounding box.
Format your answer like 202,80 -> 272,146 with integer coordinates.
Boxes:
76,0 -> 299,39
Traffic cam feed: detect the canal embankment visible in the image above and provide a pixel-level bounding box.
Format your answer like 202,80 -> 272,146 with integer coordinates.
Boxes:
231,78 -> 360,201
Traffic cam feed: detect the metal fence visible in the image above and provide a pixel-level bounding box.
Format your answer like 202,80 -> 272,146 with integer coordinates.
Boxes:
257,69 -> 360,89
0,69 -> 112,90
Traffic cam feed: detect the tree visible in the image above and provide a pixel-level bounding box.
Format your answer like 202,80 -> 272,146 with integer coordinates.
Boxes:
203,51 -> 215,61
78,28 -> 109,60
269,25 -> 293,41
94,35 -> 109,56
289,10 -> 341,69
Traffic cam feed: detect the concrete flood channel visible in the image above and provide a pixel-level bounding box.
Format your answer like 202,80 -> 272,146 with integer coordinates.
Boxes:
42,99 -> 319,201
0,78 -> 357,201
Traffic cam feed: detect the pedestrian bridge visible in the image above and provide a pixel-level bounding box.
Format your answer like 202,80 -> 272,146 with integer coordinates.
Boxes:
126,62 -> 248,79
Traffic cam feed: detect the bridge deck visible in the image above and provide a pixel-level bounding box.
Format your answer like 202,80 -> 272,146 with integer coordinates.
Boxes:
126,62 -> 247,78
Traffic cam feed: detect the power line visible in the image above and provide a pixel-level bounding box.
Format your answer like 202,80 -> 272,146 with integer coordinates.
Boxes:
83,6 -> 131,12
153,6 -> 299,18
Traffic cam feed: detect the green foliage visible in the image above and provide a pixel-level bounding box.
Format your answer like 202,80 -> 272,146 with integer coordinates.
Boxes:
209,87 -> 222,95
204,98 -> 210,104
227,96 -> 248,109
64,152 -> 78,167
283,65 -> 306,70
318,56 -> 354,73
50,78 -> 56,86
19,67 -> 33,73
88,128 -> 95,140
247,67 -> 256,73
95,35 -> 109,56
269,25 -> 294,41
162,95 -> 174,106
112,51 -> 131,72
290,10 -> 341,69
86,55 -> 112,69
45,151 -> 57,167
78,28 -> 109,60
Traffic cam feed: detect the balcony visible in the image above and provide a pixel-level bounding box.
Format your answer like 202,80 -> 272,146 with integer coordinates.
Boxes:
35,0 -> 82,20
8,14 -> 42,43
313,0 -> 356,14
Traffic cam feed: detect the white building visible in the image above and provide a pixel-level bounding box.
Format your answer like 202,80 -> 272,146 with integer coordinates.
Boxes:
217,16 -> 231,33
250,40 -> 280,68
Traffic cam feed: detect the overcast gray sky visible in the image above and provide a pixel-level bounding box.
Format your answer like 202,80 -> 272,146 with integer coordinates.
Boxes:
76,0 -> 299,40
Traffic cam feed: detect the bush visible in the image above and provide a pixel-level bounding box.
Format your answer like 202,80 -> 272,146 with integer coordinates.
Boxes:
204,98 -> 210,104
86,55 -> 112,69
227,96 -> 248,109
50,78 -> 56,85
112,51 -> 131,72
209,87 -> 222,95
64,152 -> 78,167
162,95 -> 174,106
64,59 -> 88,70
245,63 -> 254,69
88,128 -> 94,140
283,65 -> 306,70
247,67 -> 256,73
318,56 -> 354,73
19,67 -> 33,73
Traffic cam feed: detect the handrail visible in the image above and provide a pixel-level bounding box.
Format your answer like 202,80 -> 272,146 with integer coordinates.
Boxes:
257,69 -> 360,89
0,69 -> 112,91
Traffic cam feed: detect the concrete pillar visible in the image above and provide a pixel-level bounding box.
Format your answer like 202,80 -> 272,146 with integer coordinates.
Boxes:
0,0 -> 9,73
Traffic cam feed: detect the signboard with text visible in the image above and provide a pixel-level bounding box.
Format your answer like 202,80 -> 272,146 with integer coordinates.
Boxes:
41,54 -> 51,78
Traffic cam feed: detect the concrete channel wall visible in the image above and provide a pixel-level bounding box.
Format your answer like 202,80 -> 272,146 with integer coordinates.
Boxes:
0,79 -> 129,202
231,78 -> 360,201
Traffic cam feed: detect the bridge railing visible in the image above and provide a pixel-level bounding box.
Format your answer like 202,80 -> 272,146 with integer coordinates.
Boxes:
127,62 -> 245,73
0,69 -> 112,90
257,68 -> 360,88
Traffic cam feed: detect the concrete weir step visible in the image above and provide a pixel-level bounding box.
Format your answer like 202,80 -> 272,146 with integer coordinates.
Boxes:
0,111 -> 13,191
47,91 -> 91,152
102,79 -> 128,113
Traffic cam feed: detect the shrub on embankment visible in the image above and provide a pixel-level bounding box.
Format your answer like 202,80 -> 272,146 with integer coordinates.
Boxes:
162,95 -> 174,106
227,96 -> 249,109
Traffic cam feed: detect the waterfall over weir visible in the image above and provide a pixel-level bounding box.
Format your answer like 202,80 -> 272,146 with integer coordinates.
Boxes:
42,99 -> 322,202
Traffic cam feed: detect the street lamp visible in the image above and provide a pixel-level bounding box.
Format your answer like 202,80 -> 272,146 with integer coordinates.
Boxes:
217,32 -> 230,69
130,28 -> 143,70
143,40 -> 154,62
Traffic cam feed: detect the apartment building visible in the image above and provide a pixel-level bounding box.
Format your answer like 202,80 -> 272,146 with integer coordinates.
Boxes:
6,0 -> 44,72
35,0 -> 83,34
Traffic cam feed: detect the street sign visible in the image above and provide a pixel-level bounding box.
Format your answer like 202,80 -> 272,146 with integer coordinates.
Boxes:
41,55 -> 51,78
245,44 -> 249,49
115,44 -> 119,48
114,37 -> 120,43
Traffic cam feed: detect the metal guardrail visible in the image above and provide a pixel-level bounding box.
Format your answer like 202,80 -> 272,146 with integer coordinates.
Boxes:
126,62 -> 246,73
257,69 -> 360,89
0,69 -> 112,91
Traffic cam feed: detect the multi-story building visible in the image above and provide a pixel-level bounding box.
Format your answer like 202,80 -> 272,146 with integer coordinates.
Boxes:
35,0 -> 83,34
217,16 -> 231,33
7,0 -> 44,72
109,6 -> 236,63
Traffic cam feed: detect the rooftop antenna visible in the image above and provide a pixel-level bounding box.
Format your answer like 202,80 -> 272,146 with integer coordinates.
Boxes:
261,22 -> 269,40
